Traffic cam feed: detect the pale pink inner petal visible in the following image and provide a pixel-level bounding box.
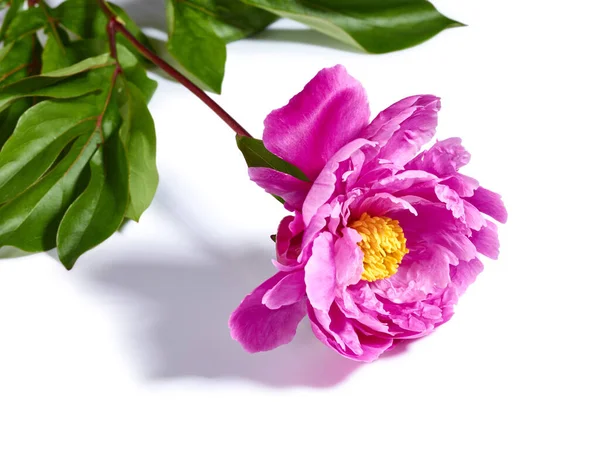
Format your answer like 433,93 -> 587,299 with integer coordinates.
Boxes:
304,232 -> 336,311
263,270 -> 307,310
302,138 -> 376,226
334,227 -> 363,286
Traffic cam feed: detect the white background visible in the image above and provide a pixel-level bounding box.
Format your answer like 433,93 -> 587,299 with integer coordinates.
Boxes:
1,0 -> 599,447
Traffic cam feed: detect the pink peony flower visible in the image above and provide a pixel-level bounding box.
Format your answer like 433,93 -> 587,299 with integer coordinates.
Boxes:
230,66 -> 507,362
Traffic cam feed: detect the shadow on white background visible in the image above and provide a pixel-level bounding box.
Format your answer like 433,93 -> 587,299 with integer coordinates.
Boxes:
87,186 -> 416,388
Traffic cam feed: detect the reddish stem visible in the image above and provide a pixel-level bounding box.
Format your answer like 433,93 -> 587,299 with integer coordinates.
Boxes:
97,0 -> 251,138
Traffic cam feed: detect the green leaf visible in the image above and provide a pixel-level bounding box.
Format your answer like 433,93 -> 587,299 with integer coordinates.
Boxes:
171,0 -> 278,43
119,82 -> 158,221
0,0 -> 24,41
37,52 -> 113,78
3,7 -> 45,42
116,45 -> 158,102
43,37 -> 110,73
0,37 -> 34,86
41,26 -> 78,73
53,0 -> 154,63
0,99 -> 100,203
0,63 -> 122,253
236,135 -> 308,181
0,54 -> 114,113
241,0 -> 463,54
0,99 -> 30,150
167,0 -> 226,93
57,134 -> 129,269
0,129 -> 103,252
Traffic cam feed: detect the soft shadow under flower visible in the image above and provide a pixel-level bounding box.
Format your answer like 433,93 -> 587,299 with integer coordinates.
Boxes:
91,247 -> 362,388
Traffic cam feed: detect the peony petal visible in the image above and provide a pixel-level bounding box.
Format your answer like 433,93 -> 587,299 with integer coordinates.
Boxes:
435,184 -> 464,220
434,184 -> 484,232
263,270 -> 307,309
451,258 -> 484,295
334,227 -> 363,286
371,170 -> 438,193
468,187 -> 508,223
275,214 -> 304,267
362,95 -> 440,167
305,232 -> 336,311
406,137 -> 470,176
249,167 -> 311,210
354,192 -> 417,219
470,220 -> 500,259
230,272 -> 306,353
302,138 -> 376,226
463,201 -> 485,231
308,303 -> 392,362
263,65 -> 370,180
362,95 -> 440,146
336,289 -> 389,334
442,173 -> 479,197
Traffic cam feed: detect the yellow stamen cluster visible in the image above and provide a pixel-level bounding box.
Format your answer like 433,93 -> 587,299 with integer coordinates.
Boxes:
349,212 -> 409,282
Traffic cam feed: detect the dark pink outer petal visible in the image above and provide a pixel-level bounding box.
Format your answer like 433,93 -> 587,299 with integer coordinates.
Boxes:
230,272 -> 306,353
249,167 -> 311,210
361,95 -> 440,167
468,187 -> 508,223
275,215 -> 304,271
470,220 -> 500,259
263,65 -> 370,180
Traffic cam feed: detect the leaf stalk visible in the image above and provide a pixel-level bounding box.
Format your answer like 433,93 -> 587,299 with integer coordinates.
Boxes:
97,0 -> 251,137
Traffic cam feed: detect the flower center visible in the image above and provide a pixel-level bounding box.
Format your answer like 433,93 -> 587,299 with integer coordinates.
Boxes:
349,212 -> 409,282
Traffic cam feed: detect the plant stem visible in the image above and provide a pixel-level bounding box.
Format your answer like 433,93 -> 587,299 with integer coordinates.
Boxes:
97,0 -> 251,138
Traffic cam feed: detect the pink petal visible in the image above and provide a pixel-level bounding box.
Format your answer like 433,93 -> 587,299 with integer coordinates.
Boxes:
435,184 -> 464,220
354,192 -> 417,219
451,258 -> 484,295
305,232 -> 336,311
336,290 -> 389,334
302,138 -> 376,226
334,228 -> 363,286
442,173 -> 479,197
361,95 -> 440,167
229,272 -> 306,353
275,214 -> 303,267
263,65 -> 370,180
436,185 -> 485,231
249,167 -> 311,210
371,170 -> 438,193
262,270 -> 307,309
463,201 -> 485,231
468,187 -> 508,223
470,220 -> 500,259
308,303 -> 393,362
406,137 -> 470,176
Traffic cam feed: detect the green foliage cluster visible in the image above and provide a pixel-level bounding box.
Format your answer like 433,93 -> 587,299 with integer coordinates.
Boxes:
0,0 -> 460,268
